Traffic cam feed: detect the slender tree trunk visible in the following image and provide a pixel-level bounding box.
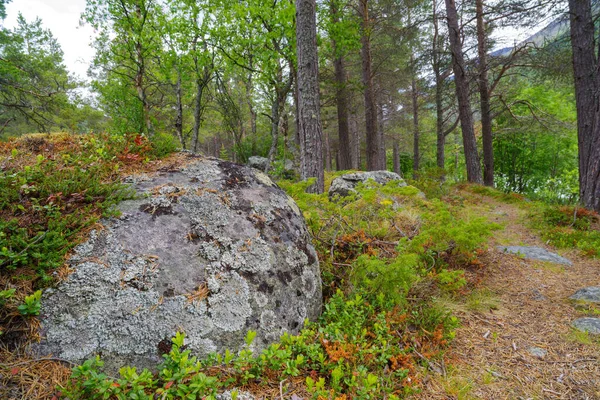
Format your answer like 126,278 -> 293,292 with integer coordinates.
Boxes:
191,42 -> 211,153
296,0 -> 324,193
359,0 -> 385,171
133,5 -> 153,137
267,95 -> 282,169
377,90 -> 386,168
569,0 -> 600,211
330,0 -> 352,170
134,42 -> 152,136
246,72 -> 257,136
393,140 -> 401,176
432,0 -> 446,172
349,109 -> 360,169
325,129 -> 332,171
175,67 -> 186,149
293,70 -> 301,148
445,0 -> 483,183
412,76 -> 420,178
476,0 -> 494,186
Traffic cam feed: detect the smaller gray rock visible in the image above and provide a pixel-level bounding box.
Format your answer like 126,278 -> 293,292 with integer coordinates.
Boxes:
570,287 -> 600,304
247,156 -> 269,171
498,246 -> 572,266
572,318 -> 600,335
329,170 -> 406,199
530,289 -> 546,301
528,347 -> 547,358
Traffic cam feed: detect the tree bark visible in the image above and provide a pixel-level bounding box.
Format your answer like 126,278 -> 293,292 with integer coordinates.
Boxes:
377,89 -> 386,168
432,0 -> 445,171
569,0 -> 600,211
174,67 -> 185,149
133,4 -> 153,136
296,0 -> 324,193
349,109 -> 360,169
191,40 -> 211,153
476,0 -> 494,186
330,0 -> 352,170
359,0 -> 385,171
412,76 -> 420,179
445,0 -> 483,183
393,140 -> 401,176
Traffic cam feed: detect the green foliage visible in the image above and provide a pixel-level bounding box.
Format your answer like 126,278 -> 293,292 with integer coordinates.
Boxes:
493,80 -> 578,203
0,151 -> 132,275
351,254 -> 419,303
0,288 -> 15,307
17,289 -> 41,316
150,132 -> 180,158
0,14 -> 73,135
532,206 -> 600,258
65,288 -> 457,399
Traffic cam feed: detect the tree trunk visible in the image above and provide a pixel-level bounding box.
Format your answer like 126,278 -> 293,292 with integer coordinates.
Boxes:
476,0 -> 494,187
325,129 -> 332,171
393,140 -> 401,176
412,76 -> 420,179
296,0 -> 324,193
330,0 -> 352,170
349,109 -> 360,169
359,0 -> 385,171
134,5 -> 153,137
246,72 -> 257,136
569,0 -> 600,211
445,0 -> 482,183
266,95 -> 282,169
432,0 -> 445,172
191,42 -> 211,153
377,90 -> 386,168
175,67 -> 185,149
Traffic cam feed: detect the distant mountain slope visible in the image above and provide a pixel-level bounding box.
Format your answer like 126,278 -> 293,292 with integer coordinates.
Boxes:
491,14 -> 569,57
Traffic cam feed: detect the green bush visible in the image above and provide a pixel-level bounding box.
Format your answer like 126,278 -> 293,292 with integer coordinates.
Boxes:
151,132 -> 180,158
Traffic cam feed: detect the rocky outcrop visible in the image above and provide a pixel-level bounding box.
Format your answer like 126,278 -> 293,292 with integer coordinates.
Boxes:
33,157 -> 321,372
328,171 -> 406,199
498,246 -> 572,266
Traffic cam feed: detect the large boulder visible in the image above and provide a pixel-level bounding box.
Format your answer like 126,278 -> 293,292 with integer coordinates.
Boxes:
329,171 -> 406,199
32,157 -> 321,371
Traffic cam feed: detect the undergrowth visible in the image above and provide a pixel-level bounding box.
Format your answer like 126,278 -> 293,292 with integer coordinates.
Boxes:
1,142 -> 501,398
0,132 -> 176,344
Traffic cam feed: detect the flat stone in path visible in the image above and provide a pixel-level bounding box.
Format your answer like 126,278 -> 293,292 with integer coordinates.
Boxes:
498,246 -> 572,266
572,318 -> 600,335
528,347 -> 548,358
570,287 -> 600,304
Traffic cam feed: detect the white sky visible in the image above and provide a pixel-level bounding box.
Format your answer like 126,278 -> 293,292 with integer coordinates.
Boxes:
4,0 -> 95,81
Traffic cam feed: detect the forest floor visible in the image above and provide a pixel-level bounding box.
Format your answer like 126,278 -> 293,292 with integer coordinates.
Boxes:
416,189 -> 600,400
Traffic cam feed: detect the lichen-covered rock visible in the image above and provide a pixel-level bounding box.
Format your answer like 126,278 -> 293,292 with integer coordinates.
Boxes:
572,318 -> 600,335
328,171 -> 406,199
32,157 -> 321,372
247,156 -> 269,171
570,287 -> 600,304
498,246 -> 572,266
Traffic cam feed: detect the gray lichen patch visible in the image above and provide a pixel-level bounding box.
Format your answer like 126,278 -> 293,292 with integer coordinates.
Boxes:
33,157 -> 322,372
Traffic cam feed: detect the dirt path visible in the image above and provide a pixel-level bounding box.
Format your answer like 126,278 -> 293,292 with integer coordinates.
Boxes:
417,193 -> 600,399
